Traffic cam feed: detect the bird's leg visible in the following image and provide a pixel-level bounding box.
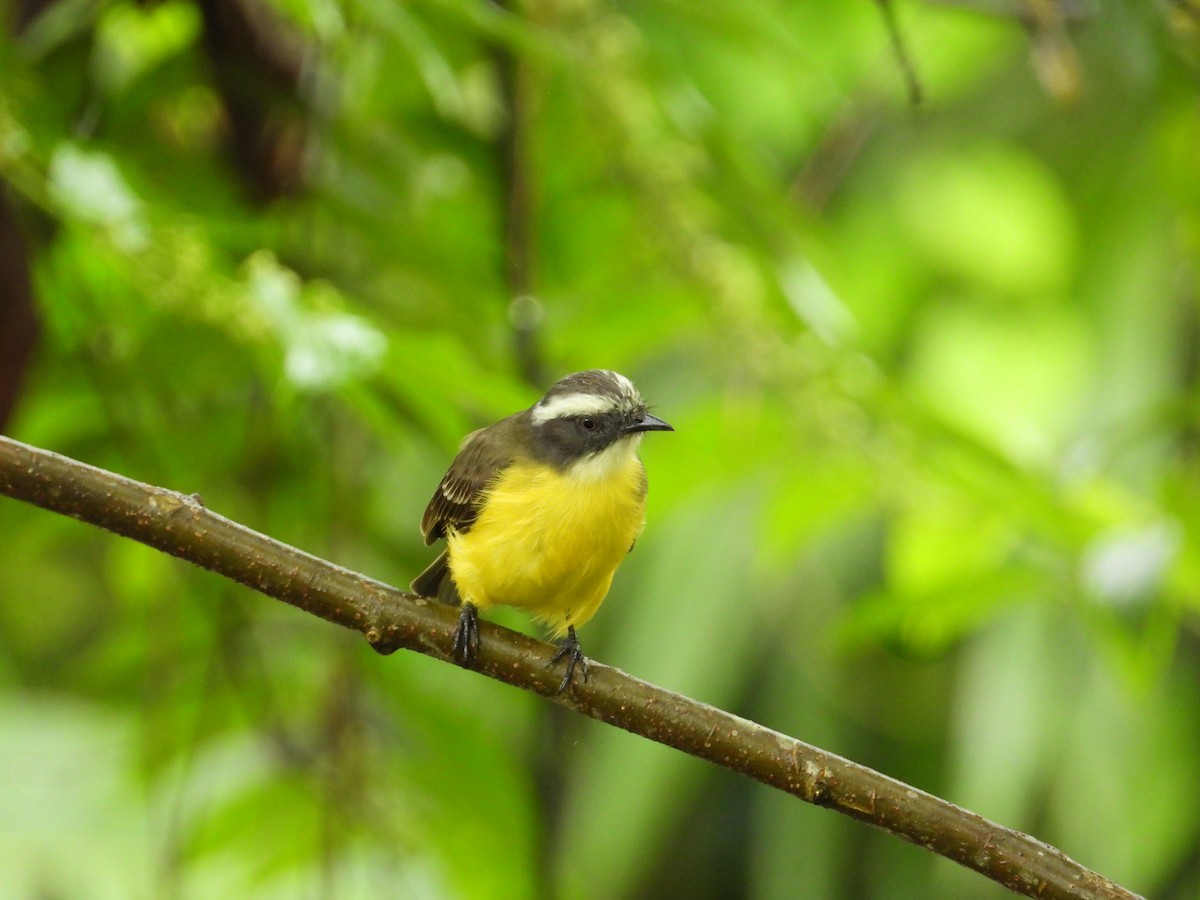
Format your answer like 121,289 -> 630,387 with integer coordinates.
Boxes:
452,602 -> 480,666
548,625 -> 589,693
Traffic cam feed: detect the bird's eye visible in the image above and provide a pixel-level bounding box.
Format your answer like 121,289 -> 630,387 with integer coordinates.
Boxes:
579,416 -> 597,431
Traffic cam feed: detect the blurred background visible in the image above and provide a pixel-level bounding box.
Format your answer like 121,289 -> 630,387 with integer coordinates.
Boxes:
1,0 -> 1198,897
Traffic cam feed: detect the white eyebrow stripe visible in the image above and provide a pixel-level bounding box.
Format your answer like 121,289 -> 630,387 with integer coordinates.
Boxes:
531,393 -> 614,425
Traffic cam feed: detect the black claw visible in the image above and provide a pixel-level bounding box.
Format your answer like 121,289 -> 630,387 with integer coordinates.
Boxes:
452,602 -> 479,666
547,626 -> 589,693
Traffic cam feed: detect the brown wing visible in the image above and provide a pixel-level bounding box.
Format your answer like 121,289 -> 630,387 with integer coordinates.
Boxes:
419,421 -> 513,545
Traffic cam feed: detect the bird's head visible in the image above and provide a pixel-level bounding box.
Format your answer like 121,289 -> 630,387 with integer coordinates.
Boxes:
528,369 -> 672,476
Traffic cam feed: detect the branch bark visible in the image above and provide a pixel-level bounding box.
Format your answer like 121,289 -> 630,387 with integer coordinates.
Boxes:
0,435 -> 1143,900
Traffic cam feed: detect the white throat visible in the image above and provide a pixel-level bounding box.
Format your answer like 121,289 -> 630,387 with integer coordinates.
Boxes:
565,434 -> 642,482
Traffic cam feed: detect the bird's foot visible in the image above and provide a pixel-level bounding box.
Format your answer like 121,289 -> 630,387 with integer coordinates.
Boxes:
547,626 -> 589,693
452,602 -> 479,666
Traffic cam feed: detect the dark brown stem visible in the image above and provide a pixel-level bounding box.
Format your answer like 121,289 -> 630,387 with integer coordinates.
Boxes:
196,0 -> 309,199
0,436 -> 1144,900
0,192 -> 39,431
491,0 -> 543,387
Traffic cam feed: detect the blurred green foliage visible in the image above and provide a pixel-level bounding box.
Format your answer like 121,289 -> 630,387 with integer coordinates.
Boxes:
1,0 -> 1199,897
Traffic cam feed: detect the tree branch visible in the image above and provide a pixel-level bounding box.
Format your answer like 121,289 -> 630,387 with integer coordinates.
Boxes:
0,435 -> 1143,900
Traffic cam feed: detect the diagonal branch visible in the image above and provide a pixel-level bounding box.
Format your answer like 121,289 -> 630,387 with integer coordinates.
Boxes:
0,435 -> 1143,900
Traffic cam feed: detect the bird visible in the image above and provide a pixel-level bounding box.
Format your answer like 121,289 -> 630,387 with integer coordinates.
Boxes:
411,369 -> 673,691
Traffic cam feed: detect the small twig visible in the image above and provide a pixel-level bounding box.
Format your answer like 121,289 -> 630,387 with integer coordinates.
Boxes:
0,436 -> 1144,900
875,0 -> 924,106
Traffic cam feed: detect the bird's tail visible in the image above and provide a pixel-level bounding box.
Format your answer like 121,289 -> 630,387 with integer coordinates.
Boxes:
410,550 -> 461,606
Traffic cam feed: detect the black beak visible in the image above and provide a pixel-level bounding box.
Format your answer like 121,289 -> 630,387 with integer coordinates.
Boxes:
623,412 -> 674,434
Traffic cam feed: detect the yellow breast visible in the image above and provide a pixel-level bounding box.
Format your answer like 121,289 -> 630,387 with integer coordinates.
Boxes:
446,444 -> 647,637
